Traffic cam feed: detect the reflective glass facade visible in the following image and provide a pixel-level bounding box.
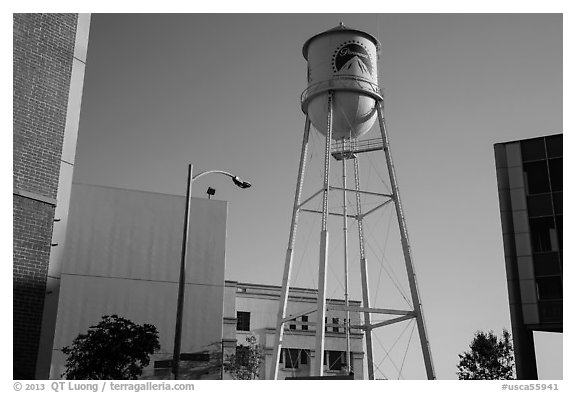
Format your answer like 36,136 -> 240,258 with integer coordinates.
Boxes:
520,135 -> 563,324
494,134 -> 562,379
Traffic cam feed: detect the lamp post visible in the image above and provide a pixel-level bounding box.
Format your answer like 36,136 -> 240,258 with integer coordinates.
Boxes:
172,164 -> 251,380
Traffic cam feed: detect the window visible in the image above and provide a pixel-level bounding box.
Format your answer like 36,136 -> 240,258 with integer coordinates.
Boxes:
529,217 -> 557,252
332,318 -> 340,333
280,349 -> 310,368
301,315 -> 308,331
533,252 -> 561,277
527,194 -> 553,217
539,300 -> 562,323
521,138 -> 547,161
555,215 -> 562,250
553,192 -> 562,214
289,319 -> 296,330
536,276 -> 562,300
545,135 -> 562,158
283,348 -> 300,369
236,311 -> 250,331
549,158 -> 562,192
326,351 -> 345,371
523,161 -> 550,194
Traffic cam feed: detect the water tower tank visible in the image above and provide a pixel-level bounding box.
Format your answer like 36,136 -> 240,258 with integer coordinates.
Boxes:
302,23 -> 383,140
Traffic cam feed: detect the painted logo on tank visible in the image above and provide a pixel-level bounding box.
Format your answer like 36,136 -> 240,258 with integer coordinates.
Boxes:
332,41 -> 373,76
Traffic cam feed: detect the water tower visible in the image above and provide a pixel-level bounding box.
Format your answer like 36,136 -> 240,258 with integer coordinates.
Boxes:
270,24 -> 435,380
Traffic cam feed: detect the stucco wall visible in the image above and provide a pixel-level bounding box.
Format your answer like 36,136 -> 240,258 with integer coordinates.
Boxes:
50,184 -> 227,378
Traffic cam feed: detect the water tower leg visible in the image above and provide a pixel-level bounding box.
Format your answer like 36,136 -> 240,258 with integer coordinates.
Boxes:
352,154 -> 375,380
270,116 -> 312,380
313,92 -> 334,377
376,103 -> 436,380
341,143 -> 352,374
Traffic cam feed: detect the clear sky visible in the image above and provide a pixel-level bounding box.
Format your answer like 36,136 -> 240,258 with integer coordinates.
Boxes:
70,13 -> 562,380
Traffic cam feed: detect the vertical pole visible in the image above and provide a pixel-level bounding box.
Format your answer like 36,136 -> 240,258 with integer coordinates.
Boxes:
313,91 -> 334,376
270,117 -> 312,380
376,102 -> 436,380
173,164 -> 193,380
353,154 -> 375,380
341,141 -> 351,374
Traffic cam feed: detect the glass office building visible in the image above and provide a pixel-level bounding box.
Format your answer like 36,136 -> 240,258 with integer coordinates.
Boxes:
494,134 -> 562,379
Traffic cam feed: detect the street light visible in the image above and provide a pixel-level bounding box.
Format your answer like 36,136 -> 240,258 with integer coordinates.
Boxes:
172,164 -> 252,380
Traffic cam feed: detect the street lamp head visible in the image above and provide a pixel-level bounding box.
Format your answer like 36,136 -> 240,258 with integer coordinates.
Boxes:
232,176 -> 252,189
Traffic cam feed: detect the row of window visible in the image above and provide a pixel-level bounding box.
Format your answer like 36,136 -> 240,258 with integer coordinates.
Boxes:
520,137 -> 562,324
529,215 -> 562,253
523,158 -> 562,195
520,135 -> 562,162
236,312 -> 352,333
279,348 -> 353,371
527,192 -> 562,217
288,315 -> 308,331
538,299 -> 562,323
536,276 -> 562,301
532,251 -> 562,277
288,316 -> 352,332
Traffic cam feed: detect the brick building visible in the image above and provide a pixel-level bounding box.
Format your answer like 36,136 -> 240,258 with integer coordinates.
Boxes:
13,14 -> 91,379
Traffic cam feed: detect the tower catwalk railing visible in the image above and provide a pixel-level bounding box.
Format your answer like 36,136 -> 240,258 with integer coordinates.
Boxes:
331,137 -> 384,160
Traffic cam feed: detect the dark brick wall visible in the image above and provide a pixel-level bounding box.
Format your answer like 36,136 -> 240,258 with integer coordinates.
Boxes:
13,13 -> 78,379
13,198 -> 55,379
13,13 -> 77,198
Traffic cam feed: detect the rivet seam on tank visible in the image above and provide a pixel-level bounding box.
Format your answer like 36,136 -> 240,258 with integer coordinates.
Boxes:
331,40 -> 373,76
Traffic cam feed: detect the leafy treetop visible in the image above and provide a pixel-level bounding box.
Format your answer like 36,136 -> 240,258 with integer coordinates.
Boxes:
62,314 -> 160,380
457,329 -> 515,380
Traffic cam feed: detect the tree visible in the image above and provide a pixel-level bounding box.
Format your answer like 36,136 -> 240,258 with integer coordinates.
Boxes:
62,315 -> 160,379
223,336 -> 264,380
457,329 -> 515,380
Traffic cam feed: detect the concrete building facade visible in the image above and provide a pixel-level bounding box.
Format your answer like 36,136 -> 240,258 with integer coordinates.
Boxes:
13,13 -> 91,379
223,281 -> 365,380
494,134 -> 562,379
49,183 -> 228,379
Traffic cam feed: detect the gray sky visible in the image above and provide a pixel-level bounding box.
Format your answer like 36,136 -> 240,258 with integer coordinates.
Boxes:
72,13 -> 562,379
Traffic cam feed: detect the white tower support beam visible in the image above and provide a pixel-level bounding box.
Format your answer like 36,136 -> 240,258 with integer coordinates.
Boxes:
270,117 -> 312,380
341,143 -> 351,374
313,91 -> 334,376
376,102 -> 436,380
353,154 -> 375,380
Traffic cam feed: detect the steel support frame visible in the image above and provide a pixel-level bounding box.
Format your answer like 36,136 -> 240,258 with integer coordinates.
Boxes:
327,304 -> 414,316
271,95 -> 435,380
300,208 -> 357,219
